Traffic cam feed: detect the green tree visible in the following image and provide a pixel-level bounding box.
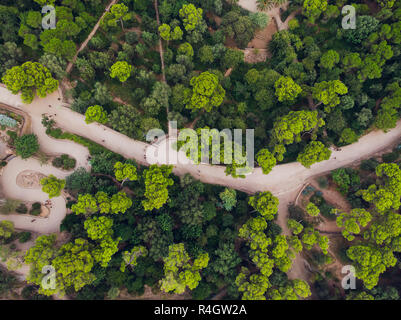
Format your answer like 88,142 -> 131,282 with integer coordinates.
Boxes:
159,24 -> 183,41
198,45 -> 214,64
178,42 -> 194,58
160,243 -> 209,294
312,80 -> 348,112
222,11 -> 255,48
335,208 -> 372,241
287,219 -> 304,235
102,3 -> 131,30
256,149 -> 276,174
235,267 -> 270,300
110,61 -> 133,82
274,76 -> 302,102
2,62 -> 59,103
186,72 -> 225,112
84,216 -> 114,241
339,128 -> 358,145
51,238 -> 96,295
347,244 -> 396,289
15,134 -> 39,159
219,188 -> 237,211
320,50 -> 339,70
269,279 -> 311,300
142,165 -> 174,211
0,221 -> 14,241
24,234 -> 58,295
179,4 -> 203,32
85,105 -> 108,124
71,194 -> 97,215
221,48 -> 244,70
40,175 -> 65,198
272,110 -> 324,146
303,0 -> 328,23
297,141 -> 331,168
248,191 -> 279,220
306,202 -> 320,217
110,192 -> 132,214
120,246 -> 148,272
113,161 -> 138,184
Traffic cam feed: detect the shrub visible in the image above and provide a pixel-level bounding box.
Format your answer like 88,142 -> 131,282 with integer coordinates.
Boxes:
52,154 -> 76,170
30,202 -> 41,216
288,204 -> 305,221
360,158 -> 379,171
310,193 -> 325,206
319,203 -> 336,220
18,232 -> 31,243
0,114 -> 17,128
382,152 -> 399,163
16,204 -> 28,214
0,199 -> 21,214
316,177 -> 329,189
15,134 -> 39,159
6,130 -> 17,145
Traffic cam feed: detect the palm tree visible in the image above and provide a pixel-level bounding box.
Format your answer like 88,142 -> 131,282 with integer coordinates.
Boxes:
256,0 -> 270,11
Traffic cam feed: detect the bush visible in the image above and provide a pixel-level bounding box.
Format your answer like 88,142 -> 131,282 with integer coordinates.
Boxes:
360,158 -> 379,171
21,285 -> 52,300
382,152 -> 399,163
6,130 -> 17,145
16,204 -> 28,214
18,232 -> 31,243
52,154 -> 76,170
316,177 -> 329,189
288,204 -> 305,221
319,203 -> 336,220
0,199 -> 21,214
310,193 -> 325,206
15,134 -> 39,159
192,282 -> 212,300
47,129 -> 106,156
30,202 -> 41,216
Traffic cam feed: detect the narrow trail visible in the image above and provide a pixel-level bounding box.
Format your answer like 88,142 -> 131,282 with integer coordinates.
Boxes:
65,0 -> 119,74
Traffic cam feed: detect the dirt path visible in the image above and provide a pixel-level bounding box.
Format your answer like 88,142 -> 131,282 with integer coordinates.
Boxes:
65,0 -> 119,74
2,86 -> 401,234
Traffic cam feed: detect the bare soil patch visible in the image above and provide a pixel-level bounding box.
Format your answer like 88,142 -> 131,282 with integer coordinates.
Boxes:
247,19 -> 277,50
16,170 -> 46,189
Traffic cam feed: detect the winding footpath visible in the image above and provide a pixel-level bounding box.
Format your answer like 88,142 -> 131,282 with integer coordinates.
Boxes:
1,87 -> 401,234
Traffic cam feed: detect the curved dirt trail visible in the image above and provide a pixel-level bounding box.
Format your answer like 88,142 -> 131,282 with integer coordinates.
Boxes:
0,158 -> 81,233
2,86 -> 401,234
